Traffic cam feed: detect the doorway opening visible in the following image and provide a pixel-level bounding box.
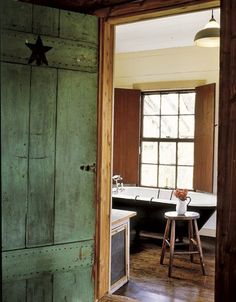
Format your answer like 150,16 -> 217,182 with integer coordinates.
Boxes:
110,8 -> 219,302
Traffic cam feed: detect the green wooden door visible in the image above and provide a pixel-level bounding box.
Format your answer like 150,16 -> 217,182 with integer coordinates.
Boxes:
1,1 -> 98,301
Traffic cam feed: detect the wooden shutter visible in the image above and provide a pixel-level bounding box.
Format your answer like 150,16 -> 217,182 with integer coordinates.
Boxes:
113,88 -> 141,185
193,83 -> 215,192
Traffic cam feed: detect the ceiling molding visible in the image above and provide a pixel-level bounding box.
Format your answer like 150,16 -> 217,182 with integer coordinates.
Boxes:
20,0 -> 220,18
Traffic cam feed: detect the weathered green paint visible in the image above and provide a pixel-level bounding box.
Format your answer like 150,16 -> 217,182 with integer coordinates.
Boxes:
53,268 -> 94,302
60,10 -> 98,45
32,5 -> 59,37
26,67 -> 57,247
1,30 -> 98,72
54,69 -> 97,244
27,275 -> 53,302
1,2 -> 98,301
3,240 -> 94,281
1,0 -> 32,32
1,63 -> 30,251
2,280 -> 26,302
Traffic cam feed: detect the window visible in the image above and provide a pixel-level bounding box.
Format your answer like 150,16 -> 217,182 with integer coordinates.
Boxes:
140,90 -> 195,189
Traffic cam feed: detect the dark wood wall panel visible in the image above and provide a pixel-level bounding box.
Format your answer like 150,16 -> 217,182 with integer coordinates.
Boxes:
1,63 -> 30,251
26,67 -> 57,247
216,0 -> 236,300
193,83 -> 215,193
113,88 -> 141,185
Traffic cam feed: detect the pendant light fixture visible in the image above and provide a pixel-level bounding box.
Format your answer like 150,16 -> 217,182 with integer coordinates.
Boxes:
194,10 -> 220,47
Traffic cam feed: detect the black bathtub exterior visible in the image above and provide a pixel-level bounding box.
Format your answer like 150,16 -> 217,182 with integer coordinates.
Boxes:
112,197 -> 216,241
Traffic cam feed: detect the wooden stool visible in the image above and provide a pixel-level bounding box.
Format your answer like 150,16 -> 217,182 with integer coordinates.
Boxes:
160,211 -> 206,277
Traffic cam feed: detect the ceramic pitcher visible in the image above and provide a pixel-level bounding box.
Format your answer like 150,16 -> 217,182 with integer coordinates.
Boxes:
176,196 -> 191,215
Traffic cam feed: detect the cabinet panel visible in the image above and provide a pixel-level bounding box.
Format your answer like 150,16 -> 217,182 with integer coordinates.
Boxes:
110,223 -> 129,293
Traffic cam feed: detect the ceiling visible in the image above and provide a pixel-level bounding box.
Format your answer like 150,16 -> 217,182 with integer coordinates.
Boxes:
21,0 -> 144,14
115,8 -> 220,53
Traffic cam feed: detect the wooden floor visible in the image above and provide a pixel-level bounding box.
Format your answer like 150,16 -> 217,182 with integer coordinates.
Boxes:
99,295 -> 139,302
115,236 -> 215,302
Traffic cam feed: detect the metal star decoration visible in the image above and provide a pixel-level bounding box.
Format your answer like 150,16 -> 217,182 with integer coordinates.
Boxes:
25,35 -> 52,66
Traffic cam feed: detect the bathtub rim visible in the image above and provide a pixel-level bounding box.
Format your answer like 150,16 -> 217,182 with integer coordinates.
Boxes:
112,186 -> 217,208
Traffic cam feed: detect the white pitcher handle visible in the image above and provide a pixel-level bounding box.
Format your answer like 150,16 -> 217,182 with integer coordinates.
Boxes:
186,196 -> 191,205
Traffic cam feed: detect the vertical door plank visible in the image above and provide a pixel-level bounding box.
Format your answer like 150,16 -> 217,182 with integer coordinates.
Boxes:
33,5 -> 59,37
1,0 -> 32,32
1,63 -> 30,250
26,67 -> 57,247
27,275 -> 53,302
59,11 -> 98,45
53,268 -> 94,302
2,280 -> 26,302
113,88 -> 141,185
54,69 -> 97,244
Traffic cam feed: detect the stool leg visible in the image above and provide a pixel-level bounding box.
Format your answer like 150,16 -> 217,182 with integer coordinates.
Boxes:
188,220 -> 194,262
168,220 -> 175,277
160,219 -> 170,264
193,219 -> 206,275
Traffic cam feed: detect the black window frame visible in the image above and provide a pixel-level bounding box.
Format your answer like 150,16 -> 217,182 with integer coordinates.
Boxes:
140,89 -> 196,189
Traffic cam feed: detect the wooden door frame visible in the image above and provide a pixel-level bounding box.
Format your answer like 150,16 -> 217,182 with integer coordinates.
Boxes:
96,0 -> 221,300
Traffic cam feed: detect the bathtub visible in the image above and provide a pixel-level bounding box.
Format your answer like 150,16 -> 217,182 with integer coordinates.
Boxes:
112,186 -> 217,241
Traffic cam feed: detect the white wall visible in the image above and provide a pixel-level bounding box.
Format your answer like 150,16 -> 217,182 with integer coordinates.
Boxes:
114,46 -> 219,236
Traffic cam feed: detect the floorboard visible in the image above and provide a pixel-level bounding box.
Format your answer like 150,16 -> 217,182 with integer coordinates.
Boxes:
99,295 -> 139,302
115,236 -> 215,302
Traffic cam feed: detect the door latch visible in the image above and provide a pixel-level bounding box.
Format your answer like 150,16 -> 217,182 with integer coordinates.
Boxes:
80,163 -> 96,173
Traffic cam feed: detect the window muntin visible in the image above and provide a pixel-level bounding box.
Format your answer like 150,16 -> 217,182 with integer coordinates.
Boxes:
140,90 -> 195,190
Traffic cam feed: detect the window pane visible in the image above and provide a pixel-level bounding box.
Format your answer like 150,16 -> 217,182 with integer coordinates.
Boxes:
177,166 -> 193,189
179,115 -> 194,138
141,164 -> 157,187
141,142 -> 158,164
180,92 -> 195,114
161,116 -> 178,138
161,93 -> 178,115
143,94 -> 160,115
178,142 -> 194,165
159,165 -> 176,188
143,116 -> 160,138
160,142 -> 176,164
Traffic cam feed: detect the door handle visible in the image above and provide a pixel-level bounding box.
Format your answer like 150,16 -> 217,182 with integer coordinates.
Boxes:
80,163 -> 96,173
